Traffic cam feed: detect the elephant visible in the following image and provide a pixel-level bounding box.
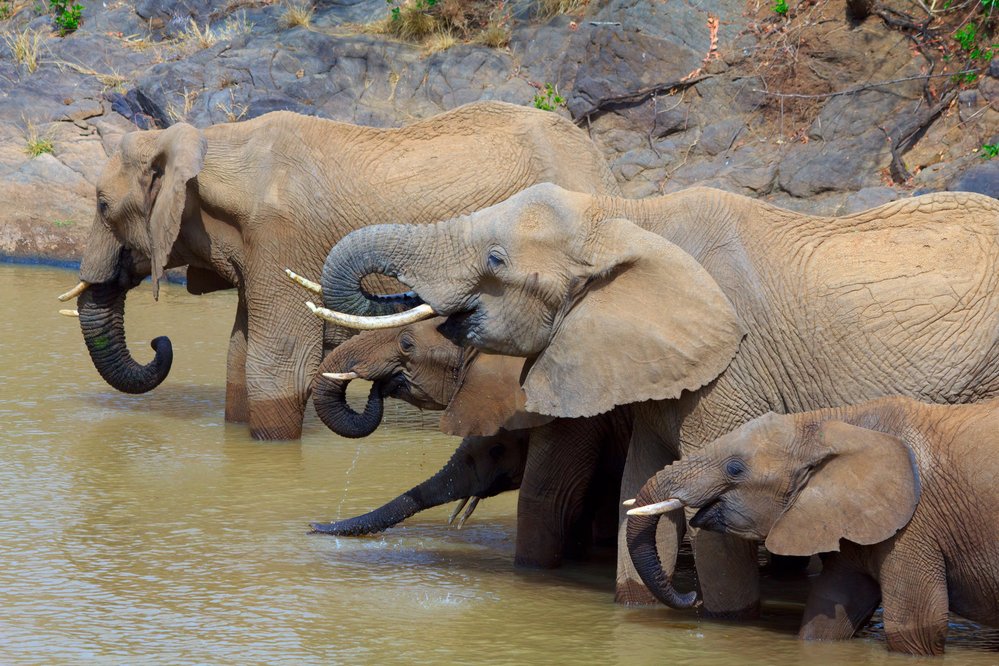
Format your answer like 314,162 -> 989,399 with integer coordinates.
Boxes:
625,396 -> 999,655
307,182 -> 999,616
59,101 -> 619,440
307,318 -> 631,568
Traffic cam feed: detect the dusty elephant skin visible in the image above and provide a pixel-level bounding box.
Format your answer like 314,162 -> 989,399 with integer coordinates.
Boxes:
310,318 -> 630,568
314,182 -> 999,615
626,397 -> 999,655
65,101 -> 619,440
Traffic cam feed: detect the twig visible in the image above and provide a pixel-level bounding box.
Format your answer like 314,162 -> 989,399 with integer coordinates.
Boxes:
572,75 -> 708,125
753,70 -> 975,99
887,87 -> 959,183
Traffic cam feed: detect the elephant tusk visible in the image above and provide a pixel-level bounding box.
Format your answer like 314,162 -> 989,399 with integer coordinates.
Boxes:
627,498 -> 685,516
306,301 -> 436,330
622,498 -> 636,506
448,498 -> 469,526
322,371 -> 358,381
285,268 -> 322,294
454,496 -> 480,529
59,309 -> 80,317
57,281 -> 90,302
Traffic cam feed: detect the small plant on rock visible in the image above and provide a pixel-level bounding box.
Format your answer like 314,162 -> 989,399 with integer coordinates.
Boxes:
981,144 -> 999,159
532,83 -> 565,111
771,0 -> 789,15
3,27 -> 44,72
0,2 -> 13,19
280,1 -> 313,29
51,0 -> 83,35
24,120 -> 54,157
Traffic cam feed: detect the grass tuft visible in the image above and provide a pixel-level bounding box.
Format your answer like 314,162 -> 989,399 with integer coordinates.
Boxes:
280,1 -> 312,28
3,26 -> 45,73
24,120 -> 54,157
536,0 -> 587,18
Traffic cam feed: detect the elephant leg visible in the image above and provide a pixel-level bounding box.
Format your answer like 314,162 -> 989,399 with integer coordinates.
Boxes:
244,277 -> 323,440
690,529 -> 761,619
225,295 -> 249,423
799,554 -> 880,641
515,417 -> 602,569
880,550 -> 948,655
615,417 -> 679,605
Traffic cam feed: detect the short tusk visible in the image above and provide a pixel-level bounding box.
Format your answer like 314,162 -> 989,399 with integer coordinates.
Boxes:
59,309 -> 80,317
57,281 -> 90,301
322,371 -> 358,381
622,498 -> 636,506
285,268 -> 322,294
455,496 -> 480,529
306,301 -> 436,330
626,498 -> 685,516
447,498 -> 470,526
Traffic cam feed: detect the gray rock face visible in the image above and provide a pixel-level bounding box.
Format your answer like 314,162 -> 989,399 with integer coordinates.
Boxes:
1,0 -> 997,263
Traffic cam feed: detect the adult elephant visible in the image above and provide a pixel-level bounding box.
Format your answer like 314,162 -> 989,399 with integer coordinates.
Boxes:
308,183 -> 999,616
308,318 -> 631,568
58,102 -> 619,439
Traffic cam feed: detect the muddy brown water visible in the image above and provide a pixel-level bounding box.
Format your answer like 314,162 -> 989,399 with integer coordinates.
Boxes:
2,264 -> 997,664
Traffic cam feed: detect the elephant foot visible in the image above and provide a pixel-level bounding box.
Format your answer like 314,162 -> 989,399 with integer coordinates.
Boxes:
249,397 -> 305,440
701,601 -> 761,621
614,578 -> 660,606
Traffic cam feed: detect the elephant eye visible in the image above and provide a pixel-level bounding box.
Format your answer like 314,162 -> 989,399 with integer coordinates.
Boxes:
486,248 -> 506,271
97,198 -> 109,218
399,334 -> 415,353
725,458 -> 747,479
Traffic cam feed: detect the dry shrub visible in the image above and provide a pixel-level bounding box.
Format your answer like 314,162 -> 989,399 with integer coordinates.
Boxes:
3,26 -> 45,73
280,1 -> 313,28
537,0 -> 587,19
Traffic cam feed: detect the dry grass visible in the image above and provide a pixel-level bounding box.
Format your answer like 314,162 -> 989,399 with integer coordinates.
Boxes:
475,21 -> 510,47
3,26 -> 45,73
215,89 -> 248,122
280,1 -> 313,28
388,2 -> 437,41
23,119 -> 54,157
537,0 -> 587,18
166,87 -> 201,123
51,60 -> 128,91
177,12 -> 253,52
423,27 -> 457,53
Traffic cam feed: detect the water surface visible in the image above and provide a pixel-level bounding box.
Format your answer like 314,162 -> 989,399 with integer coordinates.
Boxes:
2,264 -> 996,664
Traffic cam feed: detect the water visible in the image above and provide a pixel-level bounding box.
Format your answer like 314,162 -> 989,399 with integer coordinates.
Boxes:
2,264 -> 996,664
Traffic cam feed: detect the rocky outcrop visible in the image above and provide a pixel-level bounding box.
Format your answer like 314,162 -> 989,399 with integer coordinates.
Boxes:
1,0 -> 997,263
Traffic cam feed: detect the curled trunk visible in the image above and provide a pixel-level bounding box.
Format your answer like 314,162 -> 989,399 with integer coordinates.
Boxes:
320,224 -> 424,317
626,471 -> 698,609
312,375 -> 384,439
311,435 -> 519,536
78,272 -> 173,394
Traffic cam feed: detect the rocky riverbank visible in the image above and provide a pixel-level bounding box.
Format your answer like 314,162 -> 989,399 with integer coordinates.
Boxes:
1,0 -> 997,265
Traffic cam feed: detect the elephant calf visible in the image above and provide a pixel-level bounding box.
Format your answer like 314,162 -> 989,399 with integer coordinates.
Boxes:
626,396 -> 999,655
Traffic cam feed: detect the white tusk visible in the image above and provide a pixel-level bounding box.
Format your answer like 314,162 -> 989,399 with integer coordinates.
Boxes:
626,498 -> 685,516
59,309 -> 80,317
322,371 -> 358,381
57,281 -> 90,301
448,498 -> 470,526
285,268 -> 322,294
622,498 -> 636,506
455,496 -> 480,529
306,301 -> 436,330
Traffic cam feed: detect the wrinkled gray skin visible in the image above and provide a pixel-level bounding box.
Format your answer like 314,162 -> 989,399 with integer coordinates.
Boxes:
628,397 -> 999,655
309,319 -> 631,568
317,183 -> 999,616
72,102 -> 618,440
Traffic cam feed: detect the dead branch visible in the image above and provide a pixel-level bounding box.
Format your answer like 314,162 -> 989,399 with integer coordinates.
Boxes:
752,70 -> 975,99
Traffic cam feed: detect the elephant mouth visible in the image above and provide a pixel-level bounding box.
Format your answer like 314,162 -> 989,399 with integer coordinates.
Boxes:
689,499 -> 728,533
436,308 -> 484,345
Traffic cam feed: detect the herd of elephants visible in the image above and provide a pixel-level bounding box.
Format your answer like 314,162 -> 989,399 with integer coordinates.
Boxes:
54,100 -> 999,656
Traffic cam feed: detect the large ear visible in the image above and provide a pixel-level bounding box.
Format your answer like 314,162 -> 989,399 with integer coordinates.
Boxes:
523,217 -> 745,418
145,123 -> 207,299
440,351 -> 551,437
765,420 -> 921,557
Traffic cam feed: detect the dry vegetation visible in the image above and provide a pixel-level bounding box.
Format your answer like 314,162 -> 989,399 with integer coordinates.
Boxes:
368,0 -> 518,51
22,119 -> 54,157
3,26 -> 45,73
280,1 -> 313,29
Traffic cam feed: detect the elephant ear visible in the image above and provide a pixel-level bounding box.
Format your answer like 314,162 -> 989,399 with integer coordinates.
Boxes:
440,351 -> 551,437
522,217 -> 745,418
144,123 -> 207,299
765,420 -> 921,557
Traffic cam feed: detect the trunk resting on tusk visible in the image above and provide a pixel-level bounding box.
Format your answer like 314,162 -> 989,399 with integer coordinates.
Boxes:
306,301 -> 436,330
59,309 -> 80,317
58,281 -> 90,302
322,371 -> 359,381
285,268 -> 322,294
627,498 -> 684,516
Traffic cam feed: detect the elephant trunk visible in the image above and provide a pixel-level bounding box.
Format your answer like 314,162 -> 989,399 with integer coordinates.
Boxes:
320,224 -> 425,317
312,375 -> 384,439
626,470 -> 698,609
77,256 -> 173,394
310,436 -> 493,536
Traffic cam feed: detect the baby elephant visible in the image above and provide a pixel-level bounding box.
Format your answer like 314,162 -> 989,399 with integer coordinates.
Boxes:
626,396 -> 999,655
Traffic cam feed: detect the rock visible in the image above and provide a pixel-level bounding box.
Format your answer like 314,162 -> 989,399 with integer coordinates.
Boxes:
948,161 -> 999,199
835,186 -> 900,215
778,129 -> 890,197
698,117 -> 746,156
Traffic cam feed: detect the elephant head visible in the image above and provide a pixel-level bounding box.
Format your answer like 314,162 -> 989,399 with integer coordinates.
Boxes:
61,123 -> 207,394
625,412 -> 921,608
312,183 -> 745,419
312,317 -> 549,438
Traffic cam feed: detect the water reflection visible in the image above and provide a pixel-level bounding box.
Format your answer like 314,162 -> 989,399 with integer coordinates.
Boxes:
1,264 -> 996,663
